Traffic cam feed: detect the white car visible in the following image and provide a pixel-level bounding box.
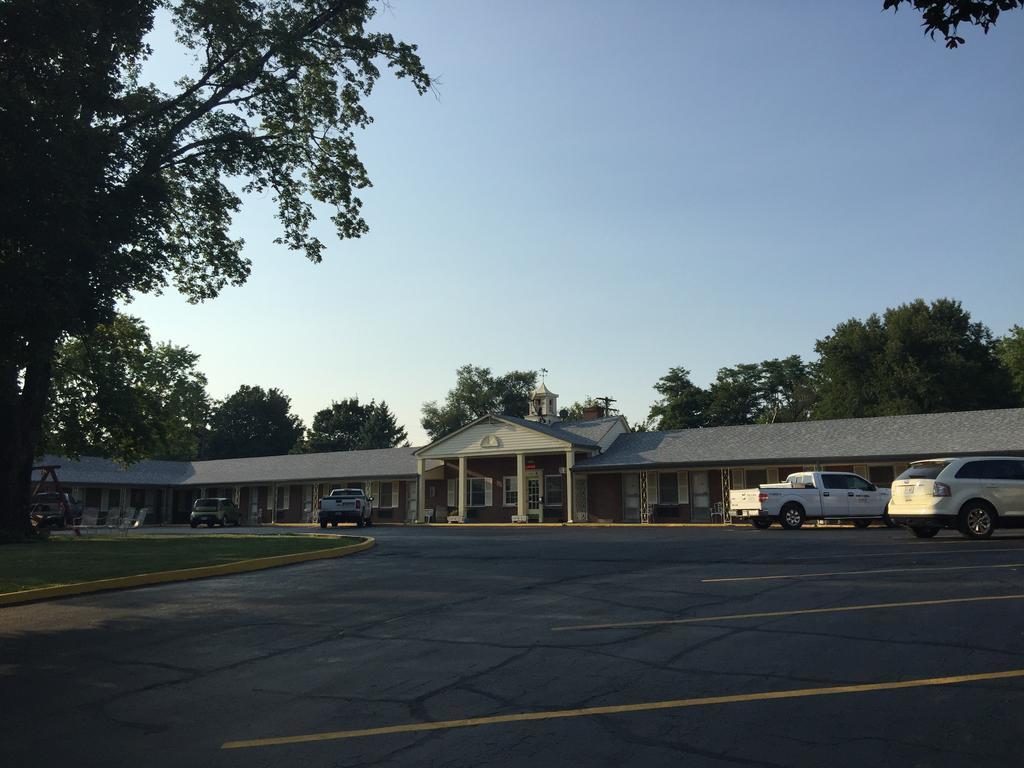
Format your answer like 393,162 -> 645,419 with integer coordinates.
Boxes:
889,457 -> 1024,539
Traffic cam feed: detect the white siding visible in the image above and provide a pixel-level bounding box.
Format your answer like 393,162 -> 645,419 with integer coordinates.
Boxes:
418,418 -> 570,458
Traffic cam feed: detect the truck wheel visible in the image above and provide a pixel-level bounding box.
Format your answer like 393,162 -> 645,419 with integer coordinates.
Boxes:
910,527 -> 939,538
751,519 -> 772,530
331,521 -> 338,528
779,504 -> 805,530
883,507 -> 897,528
355,519 -> 363,528
852,519 -> 871,529
959,502 -> 996,540
319,520 -> 328,529
365,517 -> 373,527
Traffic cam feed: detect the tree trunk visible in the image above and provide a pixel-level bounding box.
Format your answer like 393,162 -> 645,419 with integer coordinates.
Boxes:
0,340 -> 55,542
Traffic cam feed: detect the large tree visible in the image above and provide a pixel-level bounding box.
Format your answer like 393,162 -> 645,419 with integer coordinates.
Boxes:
302,397 -> 406,452
42,315 -> 210,462
648,368 -> 708,430
202,385 -> 304,459
995,326 -> 1024,405
0,1 -> 429,538
815,299 -> 1013,418
421,365 -> 537,441
884,1 -> 1023,48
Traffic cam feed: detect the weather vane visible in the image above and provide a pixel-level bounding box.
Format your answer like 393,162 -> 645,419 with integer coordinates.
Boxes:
540,367 -> 548,383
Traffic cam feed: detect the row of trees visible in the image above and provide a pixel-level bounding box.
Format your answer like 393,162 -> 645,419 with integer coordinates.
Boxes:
648,299 -> 1024,430
42,299 -> 1024,462
41,315 -> 408,462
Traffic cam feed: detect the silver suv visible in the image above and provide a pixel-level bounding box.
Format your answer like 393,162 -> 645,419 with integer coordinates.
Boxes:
889,457 -> 1024,539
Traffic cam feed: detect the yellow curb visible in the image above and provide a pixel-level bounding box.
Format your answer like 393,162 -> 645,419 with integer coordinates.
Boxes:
0,536 -> 374,608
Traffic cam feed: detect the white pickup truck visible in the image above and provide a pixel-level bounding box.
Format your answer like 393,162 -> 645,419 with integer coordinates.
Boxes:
729,471 -> 892,530
318,488 -> 373,528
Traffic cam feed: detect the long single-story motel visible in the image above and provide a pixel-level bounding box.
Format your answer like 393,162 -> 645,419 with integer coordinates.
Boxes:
35,383 -> 1024,526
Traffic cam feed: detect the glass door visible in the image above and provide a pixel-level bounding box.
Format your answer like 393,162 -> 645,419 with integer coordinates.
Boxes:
527,472 -> 542,522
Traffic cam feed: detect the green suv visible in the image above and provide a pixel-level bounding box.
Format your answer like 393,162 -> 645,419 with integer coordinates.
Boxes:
190,497 -> 242,528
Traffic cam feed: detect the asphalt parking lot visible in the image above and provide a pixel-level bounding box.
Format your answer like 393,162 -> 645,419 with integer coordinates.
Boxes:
3,524 -> 1024,767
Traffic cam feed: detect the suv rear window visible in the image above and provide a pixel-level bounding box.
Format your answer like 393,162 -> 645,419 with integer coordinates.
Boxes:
897,461 -> 950,481
194,498 -> 217,506
956,460 -> 1024,480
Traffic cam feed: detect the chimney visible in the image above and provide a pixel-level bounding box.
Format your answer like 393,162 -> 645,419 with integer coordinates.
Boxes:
582,404 -> 606,421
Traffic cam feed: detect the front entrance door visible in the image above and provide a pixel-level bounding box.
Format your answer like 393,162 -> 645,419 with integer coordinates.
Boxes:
406,480 -> 418,523
622,473 -> 640,522
526,470 -> 543,522
692,471 -> 711,521
574,476 -> 588,522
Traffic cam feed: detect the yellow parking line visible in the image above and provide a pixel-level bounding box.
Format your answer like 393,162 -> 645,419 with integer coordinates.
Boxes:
550,593 -> 1024,632
702,562 -> 1024,583
221,668 -> 1024,749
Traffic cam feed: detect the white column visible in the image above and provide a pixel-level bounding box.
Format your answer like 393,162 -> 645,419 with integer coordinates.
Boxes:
416,458 -> 426,523
458,456 -> 467,522
565,450 -> 575,524
516,453 -> 527,521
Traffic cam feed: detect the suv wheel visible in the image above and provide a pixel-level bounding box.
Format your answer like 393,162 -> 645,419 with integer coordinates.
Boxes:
319,520 -> 328,529
779,504 -> 805,530
852,519 -> 871,529
910,526 -> 939,538
960,503 -> 996,540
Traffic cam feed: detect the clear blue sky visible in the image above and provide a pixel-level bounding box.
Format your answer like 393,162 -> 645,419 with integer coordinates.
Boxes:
130,1 -> 1024,445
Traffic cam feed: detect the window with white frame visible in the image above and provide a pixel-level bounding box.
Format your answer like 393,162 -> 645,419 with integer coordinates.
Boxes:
467,477 -> 492,507
373,481 -> 396,508
503,477 -> 518,507
544,475 -> 563,506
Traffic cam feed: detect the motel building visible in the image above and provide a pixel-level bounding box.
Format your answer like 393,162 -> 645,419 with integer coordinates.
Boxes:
36,383 -> 1024,526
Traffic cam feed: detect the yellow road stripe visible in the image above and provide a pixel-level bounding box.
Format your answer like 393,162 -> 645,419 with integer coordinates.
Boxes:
702,562 -> 1024,583
221,668 -> 1024,749
550,593 -> 1024,632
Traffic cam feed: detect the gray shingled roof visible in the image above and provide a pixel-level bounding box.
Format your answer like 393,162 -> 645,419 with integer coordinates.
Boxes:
182,447 -> 419,485
36,455 -> 191,486
574,408 -> 1024,471
37,447 -> 420,487
496,415 -> 601,448
553,415 -> 623,446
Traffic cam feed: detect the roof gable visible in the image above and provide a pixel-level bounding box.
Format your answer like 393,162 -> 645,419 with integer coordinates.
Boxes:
415,415 -> 587,458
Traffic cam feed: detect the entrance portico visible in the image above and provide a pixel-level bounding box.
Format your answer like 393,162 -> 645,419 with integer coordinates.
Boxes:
413,414 -> 597,523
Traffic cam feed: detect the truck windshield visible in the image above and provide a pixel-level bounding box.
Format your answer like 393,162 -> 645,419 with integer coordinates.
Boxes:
897,461 -> 950,481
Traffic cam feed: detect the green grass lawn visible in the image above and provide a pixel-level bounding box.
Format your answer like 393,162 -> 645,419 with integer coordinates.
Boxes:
0,535 -> 362,593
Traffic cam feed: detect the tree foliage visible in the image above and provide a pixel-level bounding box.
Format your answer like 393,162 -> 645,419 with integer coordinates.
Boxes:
884,0 -> 1023,47
203,385 -> 304,459
648,368 -> 708,430
815,299 -> 1013,418
995,326 -> 1024,404
648,358 -> 815,430
0,0 -> 430,537
42,315 -> 210,462
302,397 -> 407,452
421,365 -> 537,441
